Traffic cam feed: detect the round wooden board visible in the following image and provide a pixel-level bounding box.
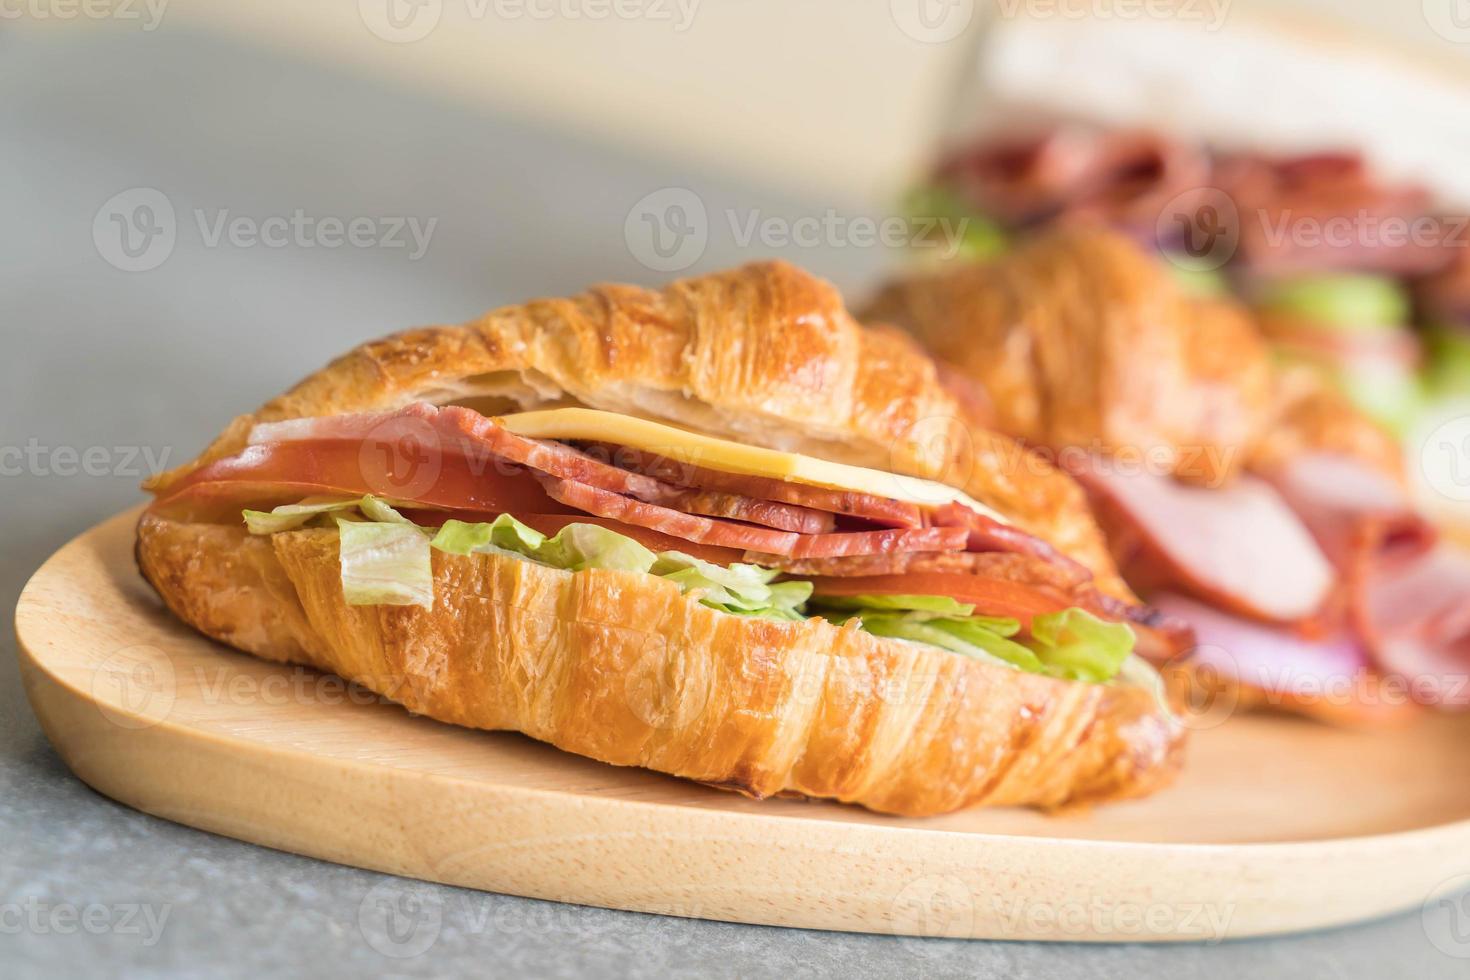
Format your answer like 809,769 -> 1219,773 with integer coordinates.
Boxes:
16,509 -> 1470,942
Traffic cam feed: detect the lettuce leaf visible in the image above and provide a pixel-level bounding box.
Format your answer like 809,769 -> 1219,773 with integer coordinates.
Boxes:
245,495 -> 415,534
1027,608 -> 1135,683
809,593 -> 975,616
430,515 -> 539,556
651,552 -> 812,620
539,523 -> 657,572
335,517 -> 433,608
433,515 -> 655,571
431,519 -> 806,618
849,613 -> 1040,672
243,496 -> 367,534
903,184 -> 1010,260
1254,273 -> 1410,330
811,597 -> 1132,681
245,500 -> 1136,676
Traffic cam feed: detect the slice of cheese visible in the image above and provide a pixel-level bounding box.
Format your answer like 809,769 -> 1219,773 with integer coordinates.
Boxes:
495,407 -> 1009,524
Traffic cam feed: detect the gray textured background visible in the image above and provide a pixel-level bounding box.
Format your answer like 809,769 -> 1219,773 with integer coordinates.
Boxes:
3,24 -> 1467,979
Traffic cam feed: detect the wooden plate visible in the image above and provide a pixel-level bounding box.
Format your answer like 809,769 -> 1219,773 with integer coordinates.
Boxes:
17,509 -> 1470,942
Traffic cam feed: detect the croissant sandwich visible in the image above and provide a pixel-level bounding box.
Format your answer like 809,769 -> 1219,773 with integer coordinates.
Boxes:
136,260 -> 1188,817
867,229 -> 1470,726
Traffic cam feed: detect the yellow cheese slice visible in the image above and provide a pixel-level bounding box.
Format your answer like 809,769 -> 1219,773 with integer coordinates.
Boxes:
495,407 -> 1008,524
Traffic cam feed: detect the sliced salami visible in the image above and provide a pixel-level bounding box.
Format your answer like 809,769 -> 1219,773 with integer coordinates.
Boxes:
440,407 -> 836,534
580,442 -> 925,528
534,473 -> 803,554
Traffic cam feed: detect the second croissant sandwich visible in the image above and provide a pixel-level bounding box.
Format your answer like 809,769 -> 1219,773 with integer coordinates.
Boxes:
136,261 -> 1187,816
866,229 -> 1470,726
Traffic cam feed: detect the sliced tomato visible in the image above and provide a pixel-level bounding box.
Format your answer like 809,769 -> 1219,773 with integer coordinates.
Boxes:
806,572 -> 1076,624
151,440 -> 564,521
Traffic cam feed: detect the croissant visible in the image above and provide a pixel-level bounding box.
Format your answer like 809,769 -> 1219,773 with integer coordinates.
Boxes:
862,229 -> 1466,725
864,227 -> 1275,487
863,227 -> 1400,484
137,260 -> 1185,816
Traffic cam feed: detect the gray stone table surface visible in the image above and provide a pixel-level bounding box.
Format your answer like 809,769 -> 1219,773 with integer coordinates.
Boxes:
2,22 -> 1465,980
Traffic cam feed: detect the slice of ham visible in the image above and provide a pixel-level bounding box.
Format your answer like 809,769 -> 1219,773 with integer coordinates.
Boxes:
1216,152 -> 1450,277
1257,453 -> 1468,708
1259,453 -> 1433,569
1065,455 -> 1334,623
1351,545 -> 1470,708
1150,593 -> 1418,726
581,442 -> 924,528
932,125 -> 1211,238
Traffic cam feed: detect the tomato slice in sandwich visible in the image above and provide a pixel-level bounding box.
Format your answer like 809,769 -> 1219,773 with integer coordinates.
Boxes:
152,440 -> 564,520
807,572 -> 1075,624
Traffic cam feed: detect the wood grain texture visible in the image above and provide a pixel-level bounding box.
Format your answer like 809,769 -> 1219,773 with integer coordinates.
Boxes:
17,509 -> 1470,941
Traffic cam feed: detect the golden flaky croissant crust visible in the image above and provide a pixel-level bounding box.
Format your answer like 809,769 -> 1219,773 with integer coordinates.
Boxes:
137,514 -> 1182,816
138,260 -> 1183,816
867,229 -> 1279,486
864,228 -> 1403,485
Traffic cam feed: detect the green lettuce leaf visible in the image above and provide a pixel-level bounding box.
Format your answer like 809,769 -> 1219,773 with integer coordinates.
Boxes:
903,185 -> 1010,260
538,523 -> 656,572
810,593 -> 975,617
244,495 -> 413,534
432,516 -> 655,571
427,520 -> 806,619
243,496 -> 366,534
335,517 -> 433,608
1426,325 -> 1470,397
811,596 -> 1131,681
848,614 -> 1030,671
359,496 -> 415,525
1027,608 -> 1135,683
247,501 -> 1136,676
650,552 -> 812,620
1254,273 -> 1410,330
430,515 -> 547,557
